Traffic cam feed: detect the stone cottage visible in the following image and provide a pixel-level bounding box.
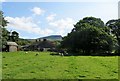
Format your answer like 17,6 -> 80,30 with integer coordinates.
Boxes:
6,42 -> 18,52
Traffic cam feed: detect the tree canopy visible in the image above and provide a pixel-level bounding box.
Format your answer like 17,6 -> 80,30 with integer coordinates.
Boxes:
0,11 -> 9,50
106,19 -> 120,53
0,11 -> 9,27
61,17 -> 118,55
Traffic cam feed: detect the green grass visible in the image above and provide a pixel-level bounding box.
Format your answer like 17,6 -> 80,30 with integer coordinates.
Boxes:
2,51 -> 118,79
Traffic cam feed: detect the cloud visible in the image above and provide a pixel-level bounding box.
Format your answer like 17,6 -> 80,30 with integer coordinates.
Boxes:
31,7 -> 45,16
5,16 -> 53,36
49,18 -> 75,36
5,16 -> 75,37
49,18 -> 75,29
46,14 -> 56,22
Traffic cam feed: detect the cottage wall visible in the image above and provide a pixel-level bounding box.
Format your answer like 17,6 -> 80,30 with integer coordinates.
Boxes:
9,46 -> 17,52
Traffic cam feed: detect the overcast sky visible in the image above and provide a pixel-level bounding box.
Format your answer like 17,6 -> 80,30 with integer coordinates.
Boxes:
2,1 -> 119,39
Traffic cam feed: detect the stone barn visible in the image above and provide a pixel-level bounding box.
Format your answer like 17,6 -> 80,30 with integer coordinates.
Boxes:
6,42 -> 18,52
36,39 -> 55,51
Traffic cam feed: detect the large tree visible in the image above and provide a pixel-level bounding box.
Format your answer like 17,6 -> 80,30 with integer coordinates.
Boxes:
0,11 -> 9,27
61,17 -> 117,55
73,17 -> 104,31
0,11 -> 9,51
106,19 -> 120,53
9,31 -> 19,42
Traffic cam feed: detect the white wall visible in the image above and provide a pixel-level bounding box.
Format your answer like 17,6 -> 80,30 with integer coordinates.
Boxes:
9,46 -> 17,52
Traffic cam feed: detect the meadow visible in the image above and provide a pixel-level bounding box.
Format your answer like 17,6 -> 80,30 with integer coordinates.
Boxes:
2,51 -> 118,79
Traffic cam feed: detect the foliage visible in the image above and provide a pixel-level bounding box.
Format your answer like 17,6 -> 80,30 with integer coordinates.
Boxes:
61,17 -> 118,55
11,31 -> 19,42
0,11 -> 21,51
1,28 -> 10,48
0,11 -> 9,27
73,17 -> 104,31
16,38 -> 32,46
7,31 -> 19,42
106,19 -> 120,53
1,11 -> 20,51
0,11 -> 9,50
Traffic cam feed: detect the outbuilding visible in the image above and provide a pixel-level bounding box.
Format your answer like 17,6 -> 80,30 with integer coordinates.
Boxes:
6,42 -> 18,52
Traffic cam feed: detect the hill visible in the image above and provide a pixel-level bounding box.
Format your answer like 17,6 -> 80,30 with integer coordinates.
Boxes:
38,35 -> 62,41
20,35 -> 62,45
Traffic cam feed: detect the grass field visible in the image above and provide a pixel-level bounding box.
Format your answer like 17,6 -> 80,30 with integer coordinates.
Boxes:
2,51 -> 118,79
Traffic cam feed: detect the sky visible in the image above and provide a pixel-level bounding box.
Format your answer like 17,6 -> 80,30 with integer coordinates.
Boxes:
1,1 -> 119,39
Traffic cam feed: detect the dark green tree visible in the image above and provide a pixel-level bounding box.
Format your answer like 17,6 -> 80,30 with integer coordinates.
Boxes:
10,31 -> 19,42
73,17 -> 104,31
106,19 -> 120,53
1,28 -> 10,50
0,11 -> 9,27
17,38 -> 31,46
61,17 -> 117,55
0,11 -> 9,51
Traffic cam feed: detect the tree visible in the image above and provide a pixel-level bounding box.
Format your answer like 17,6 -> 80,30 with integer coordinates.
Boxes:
73,17 -> 104,31
61,17 -> 117,55
10,31 -> 19,42
0,11 -> 9,51
17,38 -> 31,46
0,11 -> 20,51
106,19 -> 120,53
1,28 -> 10,51
0,11 -> 9,27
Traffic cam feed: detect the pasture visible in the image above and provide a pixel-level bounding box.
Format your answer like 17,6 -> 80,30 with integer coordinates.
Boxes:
2,51 -> 118,79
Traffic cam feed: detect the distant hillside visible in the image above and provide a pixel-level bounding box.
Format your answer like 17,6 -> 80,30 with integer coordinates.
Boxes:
38,35 -> 62,41
26,39 -> 36,42
25,35 -> 62,42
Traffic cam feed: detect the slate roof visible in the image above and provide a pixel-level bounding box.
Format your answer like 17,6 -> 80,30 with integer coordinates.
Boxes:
7,42 -> 18,46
